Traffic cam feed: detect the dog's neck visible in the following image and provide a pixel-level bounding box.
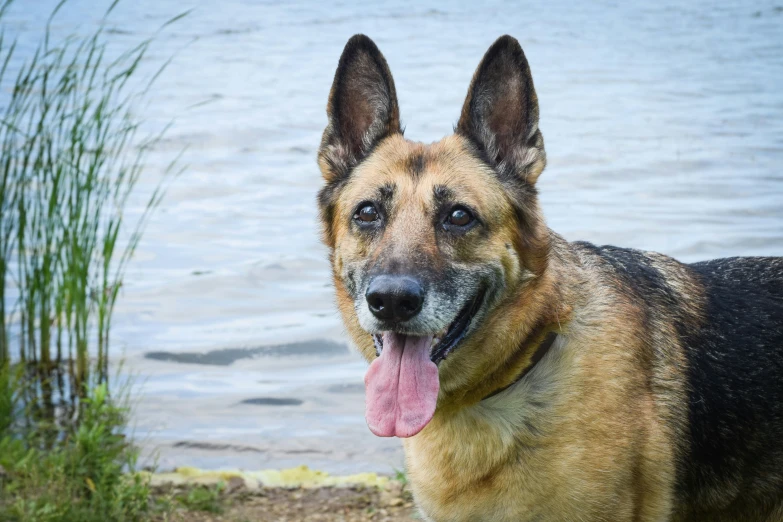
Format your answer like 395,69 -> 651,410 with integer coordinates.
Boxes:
481,330 -> 559,401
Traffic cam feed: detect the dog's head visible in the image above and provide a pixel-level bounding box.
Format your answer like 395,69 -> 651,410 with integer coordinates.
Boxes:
318,35 -> 550,437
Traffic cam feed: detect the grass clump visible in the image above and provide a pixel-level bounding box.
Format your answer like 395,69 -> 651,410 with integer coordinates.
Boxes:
174,483 -> 226,514
0,380 -> 153,522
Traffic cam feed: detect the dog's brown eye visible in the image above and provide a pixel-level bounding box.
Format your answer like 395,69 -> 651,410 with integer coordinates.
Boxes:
448,208 -> 473,227
355,204 -> 379,223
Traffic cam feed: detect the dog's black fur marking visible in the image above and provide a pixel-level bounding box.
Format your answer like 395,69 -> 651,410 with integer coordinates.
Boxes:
680,257 -> 783,518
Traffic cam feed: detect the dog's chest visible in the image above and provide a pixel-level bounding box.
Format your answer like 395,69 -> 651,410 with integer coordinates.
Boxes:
402,403 -> 576,522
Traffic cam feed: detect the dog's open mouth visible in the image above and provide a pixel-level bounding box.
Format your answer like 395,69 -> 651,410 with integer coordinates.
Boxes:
371,288 -> 485,364
364,290 -> 485,439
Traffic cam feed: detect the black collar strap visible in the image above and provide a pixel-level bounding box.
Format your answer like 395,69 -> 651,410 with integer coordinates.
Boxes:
482,331 -> 559,401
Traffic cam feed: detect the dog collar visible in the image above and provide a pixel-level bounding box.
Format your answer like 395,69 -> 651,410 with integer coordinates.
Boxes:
482,331 -> 559,401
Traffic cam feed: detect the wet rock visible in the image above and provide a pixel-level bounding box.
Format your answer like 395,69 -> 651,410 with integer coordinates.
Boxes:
225,476 -> 247,495
380,481 -> 405,507
145,339 -> 348,366
240,397 -> 303,406
326,382 -> 364,394
172,441 -> 264,453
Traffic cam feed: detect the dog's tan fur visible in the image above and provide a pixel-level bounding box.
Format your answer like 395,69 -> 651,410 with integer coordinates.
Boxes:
405,238 -> 693,521
317,34 -> 783,521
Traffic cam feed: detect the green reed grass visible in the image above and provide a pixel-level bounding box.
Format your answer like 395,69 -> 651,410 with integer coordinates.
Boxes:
0,0 -> 182,433
0,2 -> 187,519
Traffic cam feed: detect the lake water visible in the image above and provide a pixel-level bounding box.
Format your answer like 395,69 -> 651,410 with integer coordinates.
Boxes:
6,0 -> 783,474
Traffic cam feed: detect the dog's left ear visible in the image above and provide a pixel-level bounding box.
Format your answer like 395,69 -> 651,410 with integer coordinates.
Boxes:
457,35 -> 546,185
319,34 -> 401,183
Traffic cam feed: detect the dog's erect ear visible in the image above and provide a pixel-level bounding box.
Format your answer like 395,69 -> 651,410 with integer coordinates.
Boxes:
319,34 -> 401,183
456,35 -> 546,185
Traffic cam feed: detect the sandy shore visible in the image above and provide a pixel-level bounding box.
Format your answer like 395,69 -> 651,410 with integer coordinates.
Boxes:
147,465 -> 416,521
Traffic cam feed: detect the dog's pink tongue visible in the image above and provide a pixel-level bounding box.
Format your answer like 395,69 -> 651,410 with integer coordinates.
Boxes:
364,333 -> 439,438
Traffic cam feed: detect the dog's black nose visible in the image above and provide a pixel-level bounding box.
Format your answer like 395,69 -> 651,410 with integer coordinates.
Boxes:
365,275 -> 424,322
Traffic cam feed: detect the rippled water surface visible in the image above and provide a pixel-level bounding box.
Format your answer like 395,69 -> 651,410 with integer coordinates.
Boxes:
7,0 -> 783,473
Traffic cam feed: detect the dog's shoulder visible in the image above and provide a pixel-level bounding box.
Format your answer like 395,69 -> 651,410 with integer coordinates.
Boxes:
568,241 -> 700,310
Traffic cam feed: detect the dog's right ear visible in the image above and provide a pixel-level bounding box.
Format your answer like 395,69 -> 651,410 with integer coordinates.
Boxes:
318,35 -> 401,183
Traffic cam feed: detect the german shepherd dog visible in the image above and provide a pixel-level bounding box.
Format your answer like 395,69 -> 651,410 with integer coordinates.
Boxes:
317,34 -> 783,521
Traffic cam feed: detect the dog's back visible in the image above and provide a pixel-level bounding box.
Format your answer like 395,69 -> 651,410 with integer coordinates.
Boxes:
681,257 -> 783,520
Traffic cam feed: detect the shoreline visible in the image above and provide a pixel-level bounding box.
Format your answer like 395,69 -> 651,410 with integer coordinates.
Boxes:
145,464 -> 393,490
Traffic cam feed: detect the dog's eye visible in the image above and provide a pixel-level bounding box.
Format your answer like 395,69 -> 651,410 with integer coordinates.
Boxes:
448,207 -> 473,227
354,204 -> 379,223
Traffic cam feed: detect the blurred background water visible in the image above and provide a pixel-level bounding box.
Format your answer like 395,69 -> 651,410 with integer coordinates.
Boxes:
4,0 -> 782,473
